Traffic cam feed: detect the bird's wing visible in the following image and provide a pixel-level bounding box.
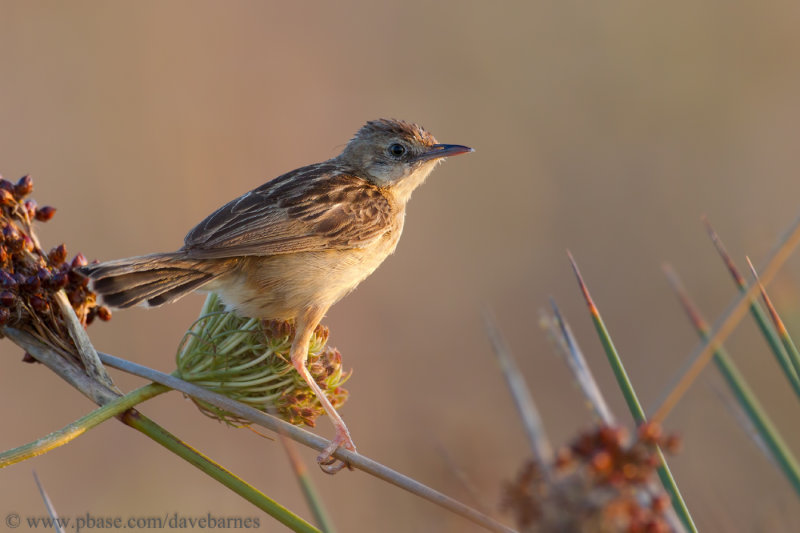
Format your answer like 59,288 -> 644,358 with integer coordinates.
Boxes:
182,163 -> 395,259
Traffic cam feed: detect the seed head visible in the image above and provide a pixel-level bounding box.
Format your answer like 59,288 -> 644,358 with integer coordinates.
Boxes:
503,423 -> 681,532
175,293 -> 350,427
0,174 -> 110,362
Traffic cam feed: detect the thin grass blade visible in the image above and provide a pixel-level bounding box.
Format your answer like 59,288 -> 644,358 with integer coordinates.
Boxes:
273,413 -> 337,533
746,256 -> 800,382
484,309 -> 553,473
566,252 -> 646,424
652,213 -> 800,424
703,218 -> 800,396
567,252 -> 697,532
711,382 -> 779,472
663,264 -> 800,496
542,300 -> 615,425
33,471 -> 65,533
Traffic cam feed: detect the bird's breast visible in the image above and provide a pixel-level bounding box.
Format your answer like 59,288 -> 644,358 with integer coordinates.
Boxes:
209,226 -> 403,320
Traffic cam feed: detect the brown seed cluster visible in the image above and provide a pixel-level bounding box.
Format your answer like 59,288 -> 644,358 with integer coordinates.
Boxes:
263,320 -> 350,427
503,423 -> 681,533
278,345 -> 349,427
0,175 -> 109,360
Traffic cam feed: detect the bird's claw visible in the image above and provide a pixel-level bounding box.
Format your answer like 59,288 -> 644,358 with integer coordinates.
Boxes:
317,432 -> 356,474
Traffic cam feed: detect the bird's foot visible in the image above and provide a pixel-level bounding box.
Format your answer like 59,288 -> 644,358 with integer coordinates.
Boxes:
317,429 -> 357,474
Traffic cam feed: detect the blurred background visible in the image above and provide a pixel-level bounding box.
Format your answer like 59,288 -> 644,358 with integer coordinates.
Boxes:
2,2 -> 800,531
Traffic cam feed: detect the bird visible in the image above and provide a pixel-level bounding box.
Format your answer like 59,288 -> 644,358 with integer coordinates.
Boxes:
80,118 -> 473,473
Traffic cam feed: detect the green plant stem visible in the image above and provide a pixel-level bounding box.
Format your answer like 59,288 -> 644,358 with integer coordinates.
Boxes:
277,427 -> 337,533
743,299 -> 800,396
569,253 -> 697,533
706,221 -> 800,397
654,214 -> 800,425
2,327 -> 513,533
2,328 -> 320,533
746,257 -> 800,389
664,265 -> 800,496
714,347 -> 800,494
588,300 -> 695,532
122,411 -> 320,533
0,383 -> 168,467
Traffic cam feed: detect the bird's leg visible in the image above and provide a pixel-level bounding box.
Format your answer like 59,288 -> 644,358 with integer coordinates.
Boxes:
291,306 -> 355,474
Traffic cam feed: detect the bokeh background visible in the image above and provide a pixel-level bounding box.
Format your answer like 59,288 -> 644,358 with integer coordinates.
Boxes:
2,2 -> 800,531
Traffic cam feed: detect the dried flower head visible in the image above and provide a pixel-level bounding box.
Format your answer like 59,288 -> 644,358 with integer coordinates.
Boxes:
0,174 -> 109,361
175,293 -> 350,427
503,423 -> 681,532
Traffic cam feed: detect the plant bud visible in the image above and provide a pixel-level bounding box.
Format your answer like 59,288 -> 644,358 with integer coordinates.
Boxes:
308,361 -> 325,377
35,206 -> 56,222
0,271 -> 14,288
313,323 -> 329,344
70,253 -> 87,268
5,231 -> 22,252
0,188 -> 16,206
327,347 -> 342,365
24,275 -> 40,291
36,268 -> 50,283
14,175 -> 33,198
590,450 -> 613,475
663,434 -> 682,454
50,271 -> 69,289
24,199 -> 37,219
97,305 -> 112,321
3,224 -> 19,242
0,290 -> 15,307
29,294 -> 49,313
637,422 -> 662,445
650,493 -> 670,513
0,179 -> 12,191
598,425 -> 626,447
48,244 -> 68,265
299,392 -> 314,404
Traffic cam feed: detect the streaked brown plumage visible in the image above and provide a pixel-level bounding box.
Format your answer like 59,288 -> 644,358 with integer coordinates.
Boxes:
81,118 -> 472,472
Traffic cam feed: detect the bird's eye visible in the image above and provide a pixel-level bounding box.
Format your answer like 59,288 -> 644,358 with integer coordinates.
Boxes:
388,143 -> 406,158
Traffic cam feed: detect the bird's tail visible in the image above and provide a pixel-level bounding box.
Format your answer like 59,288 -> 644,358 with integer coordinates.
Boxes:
79,252 -> 225,309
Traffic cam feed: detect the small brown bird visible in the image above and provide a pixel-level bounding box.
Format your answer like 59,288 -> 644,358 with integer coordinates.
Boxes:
81,118 -> 472,472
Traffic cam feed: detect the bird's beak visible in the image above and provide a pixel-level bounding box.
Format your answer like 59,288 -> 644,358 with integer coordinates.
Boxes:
415,143 -> 474,162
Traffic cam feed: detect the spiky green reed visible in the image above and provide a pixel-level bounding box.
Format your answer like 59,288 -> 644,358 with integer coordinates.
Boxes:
175,293 -> 350,428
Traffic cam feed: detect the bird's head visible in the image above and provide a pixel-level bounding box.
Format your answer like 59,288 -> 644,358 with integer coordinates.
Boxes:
338,118 -> 473,203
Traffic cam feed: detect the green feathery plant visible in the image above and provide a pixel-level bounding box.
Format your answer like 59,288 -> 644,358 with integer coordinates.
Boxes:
175,293 -> 349,428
